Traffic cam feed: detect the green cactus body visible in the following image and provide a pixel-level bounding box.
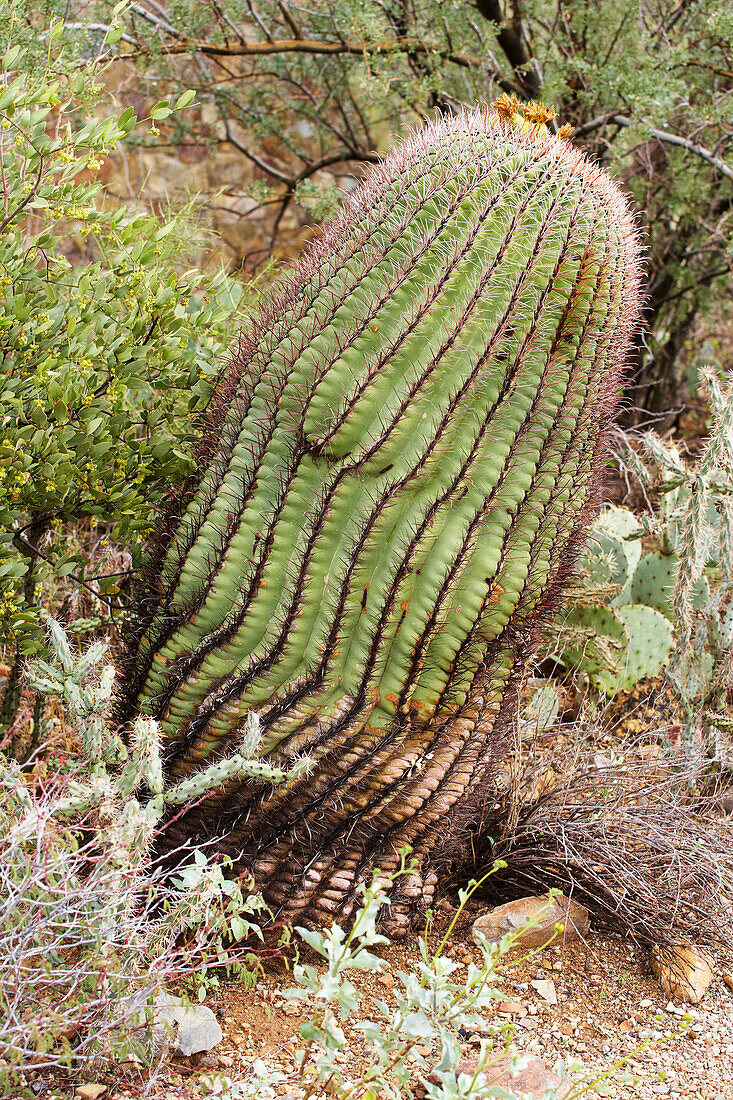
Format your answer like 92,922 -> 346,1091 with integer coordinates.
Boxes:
118,108 -> 642,927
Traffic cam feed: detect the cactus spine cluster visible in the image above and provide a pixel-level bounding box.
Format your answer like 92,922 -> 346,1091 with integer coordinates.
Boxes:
118,104 -> 643,928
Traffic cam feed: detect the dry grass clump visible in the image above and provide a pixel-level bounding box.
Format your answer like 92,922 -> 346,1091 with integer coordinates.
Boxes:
465,732 -> 733,958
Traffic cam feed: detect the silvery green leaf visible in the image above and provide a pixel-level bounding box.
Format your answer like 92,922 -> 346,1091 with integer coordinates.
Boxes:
317,972 -> 342,1000
296,925 -> 329,956
399,1012 -> 435,1039
336,978 -> 360,1019
433,1030 -> 460,1072
348,947 -> 386,970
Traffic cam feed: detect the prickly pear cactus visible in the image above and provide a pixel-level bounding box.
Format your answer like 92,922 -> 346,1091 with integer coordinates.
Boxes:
630,550 -> 709,617
117,102 -> 643,928
558,508 -> 676,692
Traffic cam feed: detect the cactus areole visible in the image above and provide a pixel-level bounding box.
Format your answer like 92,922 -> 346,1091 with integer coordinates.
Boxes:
118,105 -> 643,930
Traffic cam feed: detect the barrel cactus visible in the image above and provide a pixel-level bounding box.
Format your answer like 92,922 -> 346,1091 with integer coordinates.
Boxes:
117,100 -> 643,930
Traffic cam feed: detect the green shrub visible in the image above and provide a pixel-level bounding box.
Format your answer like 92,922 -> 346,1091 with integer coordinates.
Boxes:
0,22 -> 246,731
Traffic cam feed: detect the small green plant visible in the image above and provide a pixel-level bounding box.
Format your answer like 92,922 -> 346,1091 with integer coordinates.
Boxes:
0,18 -> 245,734
219,866 -> 551,1100
207,869 -> 653,1100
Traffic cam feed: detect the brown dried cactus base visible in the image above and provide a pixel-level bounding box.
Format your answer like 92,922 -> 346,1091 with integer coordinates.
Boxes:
155,674 -> 519,932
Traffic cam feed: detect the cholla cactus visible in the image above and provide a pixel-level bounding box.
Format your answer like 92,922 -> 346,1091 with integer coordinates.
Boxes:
1,624 -> 278,1086
23,620 -> 306,874
117,104 -> 643,928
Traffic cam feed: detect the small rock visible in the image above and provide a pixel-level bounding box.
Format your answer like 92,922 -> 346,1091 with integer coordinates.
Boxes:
378,972 -> 395,989
496,1001 -> 528,1016
74,1088 -> 107,1100
158,997 -> 223,1056
531,979 -> 558,1005
515,1017 -> 540,1030
650,944 -> 714,1004
471,893 -> 590,950
281,1000 -> 304,1016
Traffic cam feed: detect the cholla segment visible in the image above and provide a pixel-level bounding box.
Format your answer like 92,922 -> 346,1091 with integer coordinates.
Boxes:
117,106 -> 643,928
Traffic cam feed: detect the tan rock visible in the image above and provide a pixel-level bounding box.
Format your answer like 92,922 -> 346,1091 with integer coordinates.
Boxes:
515,1016 -> 539,1030
74,1087 -> 107,1100
650,944 -> 714,1004
496,1000 -> 528,1016
471,892 -> 590,950
531,978 -> 558,1005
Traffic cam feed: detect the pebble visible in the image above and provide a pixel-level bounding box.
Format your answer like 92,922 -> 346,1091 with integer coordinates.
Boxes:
531,978 -> 558,1005
497,1001 -> 528,1016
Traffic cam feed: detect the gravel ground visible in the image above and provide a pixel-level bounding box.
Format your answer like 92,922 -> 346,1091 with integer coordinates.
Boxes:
52,925 -> 733,1100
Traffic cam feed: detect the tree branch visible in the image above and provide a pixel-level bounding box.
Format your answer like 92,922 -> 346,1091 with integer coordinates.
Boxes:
574,114 -> 733,182
474,0 -> 541,98
120,34 -> 482,71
